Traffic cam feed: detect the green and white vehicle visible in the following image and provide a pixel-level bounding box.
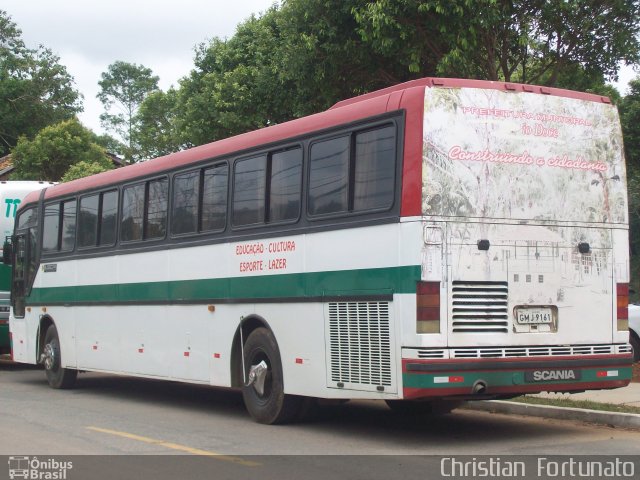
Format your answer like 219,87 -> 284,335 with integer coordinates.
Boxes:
7,78 -> 634,423
0,181 -> 53,355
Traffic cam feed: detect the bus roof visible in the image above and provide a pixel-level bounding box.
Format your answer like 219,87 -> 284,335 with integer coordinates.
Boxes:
25,77 -> 613,207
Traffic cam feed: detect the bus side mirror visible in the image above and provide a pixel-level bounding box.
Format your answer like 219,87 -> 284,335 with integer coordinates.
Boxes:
2,240 -> 13,266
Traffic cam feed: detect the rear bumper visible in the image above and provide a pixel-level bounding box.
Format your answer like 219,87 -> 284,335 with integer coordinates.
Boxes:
402,354 -> 633,400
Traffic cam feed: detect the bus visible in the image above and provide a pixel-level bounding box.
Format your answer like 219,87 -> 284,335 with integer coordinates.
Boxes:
6,78 -> 634,424
0,181 -> 54,355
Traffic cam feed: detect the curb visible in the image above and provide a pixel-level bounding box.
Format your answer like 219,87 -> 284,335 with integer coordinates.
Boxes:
463,400 -> 640,429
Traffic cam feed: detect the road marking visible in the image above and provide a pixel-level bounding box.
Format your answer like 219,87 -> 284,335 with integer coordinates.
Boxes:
87,426 -> 260,467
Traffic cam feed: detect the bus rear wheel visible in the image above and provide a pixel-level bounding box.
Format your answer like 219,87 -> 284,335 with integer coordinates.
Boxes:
43,324 -> 77,389
241,327 -> 303,424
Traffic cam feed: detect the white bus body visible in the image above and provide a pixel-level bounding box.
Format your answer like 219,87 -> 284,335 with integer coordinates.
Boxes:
8,79 -> 633,423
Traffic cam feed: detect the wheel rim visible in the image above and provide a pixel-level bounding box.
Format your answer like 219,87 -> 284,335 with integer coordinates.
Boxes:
247,351 -> 272,401
43,341 -> 58,371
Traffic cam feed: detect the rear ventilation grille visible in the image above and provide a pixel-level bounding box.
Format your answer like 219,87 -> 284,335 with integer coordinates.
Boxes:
328,302 -> 393,391
452,280 -> 509,333
451,344 -> 630,358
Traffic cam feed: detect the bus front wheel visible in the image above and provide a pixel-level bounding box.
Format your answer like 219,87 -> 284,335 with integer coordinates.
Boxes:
241,327 -> 302,424
43,325 -> 77,389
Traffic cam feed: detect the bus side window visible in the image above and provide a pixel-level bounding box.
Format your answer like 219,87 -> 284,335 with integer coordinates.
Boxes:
122,179 -> 168,242
233,155 -> 266,227
353,125 -> 396,212
60,199 -> 77,252
42,203 -> 61,252
308,125 -> 396,217
99,190 -> 118,246
308,136 -> 350,216
172,170 -> 199,235
146,178 -> 168,239
121,183 -> 145,242
202,164 -> 228,231
269,148 -> 302,222
79,190 -> 118,248
79,194 -> 99,248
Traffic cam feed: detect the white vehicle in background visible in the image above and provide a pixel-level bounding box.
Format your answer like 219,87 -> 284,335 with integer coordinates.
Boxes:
628,303 -> 640,362
0,181 -> 54,355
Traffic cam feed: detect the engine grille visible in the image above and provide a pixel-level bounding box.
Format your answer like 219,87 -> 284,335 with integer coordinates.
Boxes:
327,301 -> 393,391
451,280 -> 509,333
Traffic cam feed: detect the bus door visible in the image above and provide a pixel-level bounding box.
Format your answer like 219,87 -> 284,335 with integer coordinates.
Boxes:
11,230 -> 35,318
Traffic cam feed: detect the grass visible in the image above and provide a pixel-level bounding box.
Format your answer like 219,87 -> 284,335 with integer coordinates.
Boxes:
508,395 -> 640,415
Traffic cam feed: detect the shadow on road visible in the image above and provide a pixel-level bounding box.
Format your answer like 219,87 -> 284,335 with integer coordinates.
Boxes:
7,368 -> 587,451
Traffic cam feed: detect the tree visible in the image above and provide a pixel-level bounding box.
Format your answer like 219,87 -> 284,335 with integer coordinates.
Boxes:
620,77 -> 640,168
134,88 -> 182,159
0,10 -> 82,156
11,118 -> 112,181
176,8 -> 294,146
621,77 -> 640,292
61,160 -> 112,182
174,1 -> 413,147
97,61 -> 159,162
352,0 -> 640,85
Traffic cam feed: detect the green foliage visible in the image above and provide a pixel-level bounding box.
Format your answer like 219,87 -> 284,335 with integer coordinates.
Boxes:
621,78 -> 640,292
169,0 -> 415,147
134,89 -> 182,159
0,10 -> 82,157
11,118 -> 112,181
61,160 -> 111,182
91,132 -> 126,157
97,61 -> 159,161
620,78 -> 640,168
352,0 -> 640,84
175,7 -> 295,146
135,0 -> 639,153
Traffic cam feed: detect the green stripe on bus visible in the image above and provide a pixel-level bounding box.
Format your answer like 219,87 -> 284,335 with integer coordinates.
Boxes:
402,367 -> 634,389
28,265 -> 421,304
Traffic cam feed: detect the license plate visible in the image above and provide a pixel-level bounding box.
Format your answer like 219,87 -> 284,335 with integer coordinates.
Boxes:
515,307 -> 553,324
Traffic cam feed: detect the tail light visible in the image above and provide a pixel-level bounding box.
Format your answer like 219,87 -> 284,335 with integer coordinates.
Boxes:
417,281 -> 440,333
616,283 -> 628,331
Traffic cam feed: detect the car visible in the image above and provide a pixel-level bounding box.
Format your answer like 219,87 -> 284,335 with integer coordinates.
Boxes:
628,303 -> 640,363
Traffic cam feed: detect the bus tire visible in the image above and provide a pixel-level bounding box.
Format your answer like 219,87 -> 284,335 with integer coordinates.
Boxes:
241,327 -> 302,424
43,324 -> 77,389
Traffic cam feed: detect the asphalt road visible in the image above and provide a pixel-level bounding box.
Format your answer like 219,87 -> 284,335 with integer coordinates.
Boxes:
1,360 -> 639,480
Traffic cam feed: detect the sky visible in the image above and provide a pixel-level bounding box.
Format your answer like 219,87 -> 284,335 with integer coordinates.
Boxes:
3,0 -> 639,137
3,0 -> 277,134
